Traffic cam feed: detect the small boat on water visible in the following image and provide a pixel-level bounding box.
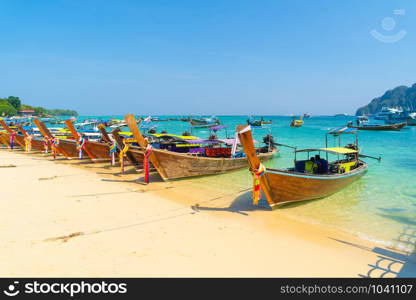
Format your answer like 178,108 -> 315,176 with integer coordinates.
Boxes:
384,110 -> 416,126
374,107 -> 402,120
247,116 -> 272,127
347,121 -> 406,131
189,116 -> 220,126
290,116 -> 304,127
124,114 -> 277,180
237,125 -> 380,207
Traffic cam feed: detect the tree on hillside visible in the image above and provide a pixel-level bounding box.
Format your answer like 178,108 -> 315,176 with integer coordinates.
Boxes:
0,99 -> 18,116
6,96 -> 21,110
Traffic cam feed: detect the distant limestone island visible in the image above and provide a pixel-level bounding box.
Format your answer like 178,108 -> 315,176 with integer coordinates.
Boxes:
356,83 -> 416,116
0,96 -> 78,117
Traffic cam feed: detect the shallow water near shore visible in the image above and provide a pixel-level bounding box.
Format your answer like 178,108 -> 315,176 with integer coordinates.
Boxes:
57,115 -> 416,248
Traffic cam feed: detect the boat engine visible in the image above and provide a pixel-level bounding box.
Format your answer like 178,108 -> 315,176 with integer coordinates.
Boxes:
263,134 -> 276,150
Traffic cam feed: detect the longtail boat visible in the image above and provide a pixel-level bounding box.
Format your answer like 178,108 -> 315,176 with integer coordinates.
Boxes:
124,114 -> 277,180
237,125 -> 380,207
290,116 -> 304,127
247,117 -> 272,127
347,121 -> 406,131
111,127 -> 143,166
189,116 -> 220,126
0,120 -> 16,148
0,120 -> 41,150
15,124 -> 45,151
33,119 -> 81,159
64,120 -> 111,161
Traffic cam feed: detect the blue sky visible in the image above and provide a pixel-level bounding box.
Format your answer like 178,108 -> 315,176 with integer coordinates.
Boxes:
1,0 -> 415,115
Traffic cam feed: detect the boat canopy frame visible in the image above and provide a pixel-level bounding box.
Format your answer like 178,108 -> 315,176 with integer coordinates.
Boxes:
294,127 -> 359,163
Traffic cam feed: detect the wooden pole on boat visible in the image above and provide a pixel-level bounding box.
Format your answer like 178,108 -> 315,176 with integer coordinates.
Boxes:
64,119 -> 96,161
0,119 -> 13,133
15,124 -> 32,152
33,119 -> 69,157
97,124 -> 113,144
0,120 -> 11,147
236,125 -> 276,207
15,124 -> 29,137
111,128 -> 139,165
124,114 -> 168,180
0,132 -> 10,147
0,119 -> 25,148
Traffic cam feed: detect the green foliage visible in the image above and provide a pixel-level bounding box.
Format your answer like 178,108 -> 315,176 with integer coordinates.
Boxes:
356,83 -> 416,115
6,96 -> 21,110
14,101 -> 78,117
46,109 -> 78,116
0,99 -> 18,116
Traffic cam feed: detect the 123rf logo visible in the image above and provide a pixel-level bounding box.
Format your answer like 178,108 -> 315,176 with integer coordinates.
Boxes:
3,281 -> 20,297
3,281 -> 127,297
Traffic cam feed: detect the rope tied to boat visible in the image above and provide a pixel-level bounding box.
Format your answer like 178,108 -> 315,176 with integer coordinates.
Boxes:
251,163 -> 266,205
144,144 -> 153,184
9,132 -> 16,150
119,144 -> 129,173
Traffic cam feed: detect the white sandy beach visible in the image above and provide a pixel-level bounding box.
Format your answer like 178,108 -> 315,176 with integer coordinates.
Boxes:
0,148 -> 414,277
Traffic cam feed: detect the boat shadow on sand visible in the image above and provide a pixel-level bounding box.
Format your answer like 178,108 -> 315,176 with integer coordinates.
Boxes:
191,191 -> 274,216
331,224 -> 416,277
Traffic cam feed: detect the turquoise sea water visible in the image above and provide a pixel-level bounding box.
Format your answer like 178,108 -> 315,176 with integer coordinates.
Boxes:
66,115 -> 416,246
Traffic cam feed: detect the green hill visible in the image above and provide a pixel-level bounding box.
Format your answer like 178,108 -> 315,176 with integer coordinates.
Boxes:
0,96 -> 78,117
356,83 -> 416,116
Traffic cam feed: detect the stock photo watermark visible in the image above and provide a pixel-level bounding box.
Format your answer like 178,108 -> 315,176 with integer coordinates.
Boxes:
370,9 -> 407,43
2,280 -> 128,297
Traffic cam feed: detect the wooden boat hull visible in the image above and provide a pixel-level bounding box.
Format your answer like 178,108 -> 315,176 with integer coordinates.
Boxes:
0,132 -> 45,151
349,122 -> 406,131
54,139 -> 111,160
149,148 -> 277,180
124,147 -> 144,166
262,162 -> 367,205
0,132 -> 10,147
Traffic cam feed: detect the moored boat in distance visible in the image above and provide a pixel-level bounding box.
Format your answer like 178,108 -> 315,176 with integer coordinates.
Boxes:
189,116 -> 220,126
373,107 -> 402,120
237,125 -> 380,207
290,116 -> 304,127
247,116 -> 272,127
347,121 -> 406,131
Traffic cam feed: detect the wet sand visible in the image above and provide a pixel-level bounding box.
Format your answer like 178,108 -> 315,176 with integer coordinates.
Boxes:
1,148 -> 414,277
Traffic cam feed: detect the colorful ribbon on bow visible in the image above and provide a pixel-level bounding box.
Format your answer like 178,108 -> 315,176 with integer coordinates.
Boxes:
109,142 -> 118,166
43,137 -> 50,154
119,144 -> 129,173
77,137 -> 86,159
251,163 -> 266,205
144,144 -> 153,184
25,135 -> 32,152
51,137 -> 60,159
